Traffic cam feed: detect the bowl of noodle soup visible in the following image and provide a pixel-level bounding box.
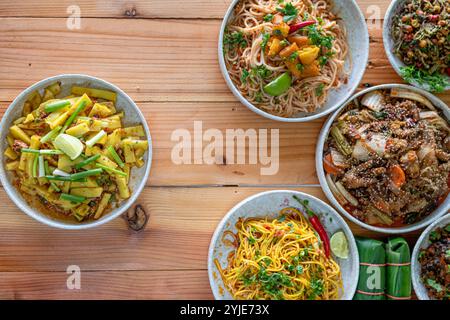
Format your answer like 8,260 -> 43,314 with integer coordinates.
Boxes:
219,0 -> 369,122
208,190 -> 359,300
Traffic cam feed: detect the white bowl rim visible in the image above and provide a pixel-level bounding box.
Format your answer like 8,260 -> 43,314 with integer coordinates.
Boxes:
0,74 -> 152,230
411,213 -> 449,300
218,0 -> 370,122
382,0 -> 450,92
207,189 -> 360,300
316,83 -> 450,234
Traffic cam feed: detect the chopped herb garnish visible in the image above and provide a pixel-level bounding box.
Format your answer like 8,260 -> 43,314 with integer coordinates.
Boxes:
309,278 -> 324,299
289,51 -> 299,62
280,40 -> 289,47
261,33 -> 271,50
296,265 -> 304,274
315,83 -> 325,97
307,25 -> 334,50
400,66 -> 449,93
224,31 -> 247,51
251,65 -> 272,79
264,14 -> 274,22
241,69 -> 250,84
277,2 -> 298,23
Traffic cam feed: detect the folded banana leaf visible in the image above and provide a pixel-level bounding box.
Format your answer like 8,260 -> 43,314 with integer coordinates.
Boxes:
386,237 -> 411,300
353,237 -> 386,300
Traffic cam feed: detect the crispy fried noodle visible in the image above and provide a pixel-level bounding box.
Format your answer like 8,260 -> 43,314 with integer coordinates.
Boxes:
224,0 -> 349,117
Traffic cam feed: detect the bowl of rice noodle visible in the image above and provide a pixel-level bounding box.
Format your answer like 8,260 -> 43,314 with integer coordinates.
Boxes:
219,0 -> 369,122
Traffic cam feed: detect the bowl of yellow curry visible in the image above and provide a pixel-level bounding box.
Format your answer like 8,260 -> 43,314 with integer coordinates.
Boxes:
0,74 -> 152,229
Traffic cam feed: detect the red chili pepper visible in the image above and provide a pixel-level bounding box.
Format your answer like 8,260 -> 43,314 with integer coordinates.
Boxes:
446,68 -> 450,77
293,195 -> 331,258
289,20 -> 316,34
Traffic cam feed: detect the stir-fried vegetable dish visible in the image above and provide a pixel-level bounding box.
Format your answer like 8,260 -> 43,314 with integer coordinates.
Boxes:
391,0 -> 449,92
324,88 -> 449,227
3,82 -> 148,222
418,223 -> 449,300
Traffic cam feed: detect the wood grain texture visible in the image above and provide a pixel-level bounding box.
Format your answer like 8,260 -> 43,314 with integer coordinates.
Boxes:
0,186 -> 422,273
0,0 -> 441,300
0,0 -> 390,19
0,18 -> 448,104
0,270 -> 212,300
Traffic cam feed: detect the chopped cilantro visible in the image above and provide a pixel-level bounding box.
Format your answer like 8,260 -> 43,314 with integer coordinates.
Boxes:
251,65 -> 272,79
309,278 -> 324,299
240,69 -> 250,84
224,31 -> 247,51
276,2 -> 298,23
401,66 -> 449,93
261,33 -> 270,50
315,83 -> 325,97
429,230 -> 441,242
307,25 -> 334,50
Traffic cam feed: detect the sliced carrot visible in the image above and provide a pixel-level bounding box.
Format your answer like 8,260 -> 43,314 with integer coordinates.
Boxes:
389,165 -> 406,188
323,153 -> 341,175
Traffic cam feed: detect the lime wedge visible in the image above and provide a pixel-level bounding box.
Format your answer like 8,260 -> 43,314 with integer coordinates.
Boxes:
54,134 -> 84,160
263,72 -> 292,96
330,231 -> 349,259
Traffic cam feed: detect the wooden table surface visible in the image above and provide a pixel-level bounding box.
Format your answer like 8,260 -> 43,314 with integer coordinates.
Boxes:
0,0 -> 448,300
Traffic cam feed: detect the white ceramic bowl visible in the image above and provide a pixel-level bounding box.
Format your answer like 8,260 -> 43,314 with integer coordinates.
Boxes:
208,190 -> 359,300
383,0 -> 450,92
316,84 -> 450,234
218,0 -> 369,122
0,74 -> 152,229
411,214 -> 449,300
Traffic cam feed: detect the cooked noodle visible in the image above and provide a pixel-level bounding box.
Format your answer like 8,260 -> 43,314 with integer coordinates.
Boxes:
215,207 -> 342,300
224,0 -> 349,117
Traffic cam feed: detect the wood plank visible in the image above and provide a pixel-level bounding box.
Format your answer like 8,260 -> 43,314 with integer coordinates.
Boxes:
0,18 -> 447,104
0,186 -> 421,272
0,100 -> 323,186
0,0 -> 391,19
0,270 -> 212,299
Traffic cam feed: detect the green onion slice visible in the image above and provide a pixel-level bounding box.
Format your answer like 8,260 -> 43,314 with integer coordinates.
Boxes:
107,146 -> 125,168
40,126 -> 62,144
60,193 -> 85,203
85,130 -> 106,148
95,163 -> 128,177
74,154 -> 100,169
44,100 -> 71,113
21,148 -> 64,155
